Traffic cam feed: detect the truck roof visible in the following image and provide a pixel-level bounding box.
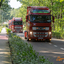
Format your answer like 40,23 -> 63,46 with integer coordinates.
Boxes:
27,6 -> 49,10
28,6 -> 48,8
27,6 -> 50,15
12,17 -> 22,21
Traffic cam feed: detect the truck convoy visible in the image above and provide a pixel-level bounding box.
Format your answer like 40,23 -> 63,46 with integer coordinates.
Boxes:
8,17 -> 23,33
24,6 -> 54,41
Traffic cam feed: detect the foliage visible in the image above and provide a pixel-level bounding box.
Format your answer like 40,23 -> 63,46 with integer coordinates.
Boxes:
3,24 -> 8,27
6,28 -> 11,34
52,31 -> 64,39
0,0 -> 5,6
7,0 -> 64,39
0,0 -> 12,23
1,0 -> 11,12
23,26 -> 26,30
0,26 -> 3,33
8,33 -> 53,64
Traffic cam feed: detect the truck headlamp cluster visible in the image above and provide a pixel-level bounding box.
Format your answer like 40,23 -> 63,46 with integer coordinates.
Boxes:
49,32 -> 51,37
49,32 -> 51,34
30,32 -> 32,35
30,31 -> 33,37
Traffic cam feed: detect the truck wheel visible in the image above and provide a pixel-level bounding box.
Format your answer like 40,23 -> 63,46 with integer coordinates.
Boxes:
27,34 -> 29,41
25,37 -> 27,39
46,39 -> 51,42
27,37 -> 29,41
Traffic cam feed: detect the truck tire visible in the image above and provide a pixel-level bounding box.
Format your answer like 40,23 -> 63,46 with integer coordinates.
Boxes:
24,31 -> 27,39
46,39 -> 51,42
25,37 -> 27,39
27,34 -> 29,41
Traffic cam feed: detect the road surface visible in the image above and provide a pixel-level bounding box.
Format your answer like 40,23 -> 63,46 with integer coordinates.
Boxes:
17,33 -> 64,64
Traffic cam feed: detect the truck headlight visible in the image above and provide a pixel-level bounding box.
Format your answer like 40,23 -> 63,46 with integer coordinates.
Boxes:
49,32 -> 51,34
30,32 -> 32,35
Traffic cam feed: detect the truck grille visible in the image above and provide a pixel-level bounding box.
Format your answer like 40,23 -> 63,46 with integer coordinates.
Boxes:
15,28 -> 20,32
32,27 -> 49,30
33,32 -> 48,37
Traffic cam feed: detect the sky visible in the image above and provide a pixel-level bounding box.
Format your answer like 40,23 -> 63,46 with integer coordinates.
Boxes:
8,0 -> 22,9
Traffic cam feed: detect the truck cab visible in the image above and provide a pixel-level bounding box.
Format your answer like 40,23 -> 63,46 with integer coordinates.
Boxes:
9,17 -> 23,33
24,6 -> 54,41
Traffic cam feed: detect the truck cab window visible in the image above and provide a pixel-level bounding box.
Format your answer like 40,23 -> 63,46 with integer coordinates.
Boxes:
30,15 -> 51,23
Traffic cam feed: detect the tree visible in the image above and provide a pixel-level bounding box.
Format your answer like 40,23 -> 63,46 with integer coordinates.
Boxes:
0,0 -> 4,7
10,0 -> 64,33
0,0 -> 12,23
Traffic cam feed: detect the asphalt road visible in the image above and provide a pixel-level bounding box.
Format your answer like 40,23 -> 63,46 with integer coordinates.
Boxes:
17,33 -> 64,64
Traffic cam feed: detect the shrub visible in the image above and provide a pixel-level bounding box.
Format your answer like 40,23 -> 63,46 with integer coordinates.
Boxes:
0,26 -> 3,33
61,32 -> 64,39
23,27 -> 26,30
8,34 -> 53,64
6,28 -> 11,35
52,32 -> 61,39
52,32 -> 64,39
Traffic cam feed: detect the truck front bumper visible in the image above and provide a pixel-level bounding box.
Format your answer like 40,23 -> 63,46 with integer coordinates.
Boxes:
28,31 -> 51,40
28,36 -> 51,40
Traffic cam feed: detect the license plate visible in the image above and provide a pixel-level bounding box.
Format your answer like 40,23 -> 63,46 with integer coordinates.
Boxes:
38,37 -> 43,39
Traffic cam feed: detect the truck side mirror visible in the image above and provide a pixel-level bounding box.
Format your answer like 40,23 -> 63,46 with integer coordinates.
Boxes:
50,10 -> 51,13
26,16 -> 28,22
53,16 -> 54,23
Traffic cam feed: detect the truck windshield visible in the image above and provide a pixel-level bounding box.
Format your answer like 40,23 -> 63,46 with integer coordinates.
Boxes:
14,21 -> 23,25
30,15 -> 51,23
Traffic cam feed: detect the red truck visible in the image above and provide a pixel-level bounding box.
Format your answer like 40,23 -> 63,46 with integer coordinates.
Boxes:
24,6 -> 54,42
8,17 -> 23,33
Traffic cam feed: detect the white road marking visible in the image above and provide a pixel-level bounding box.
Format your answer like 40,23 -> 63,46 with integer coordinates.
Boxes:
49,43 -> 52,45
63,60 -> 64,63
54,45 -> 57,47
60,48 -> 64,50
